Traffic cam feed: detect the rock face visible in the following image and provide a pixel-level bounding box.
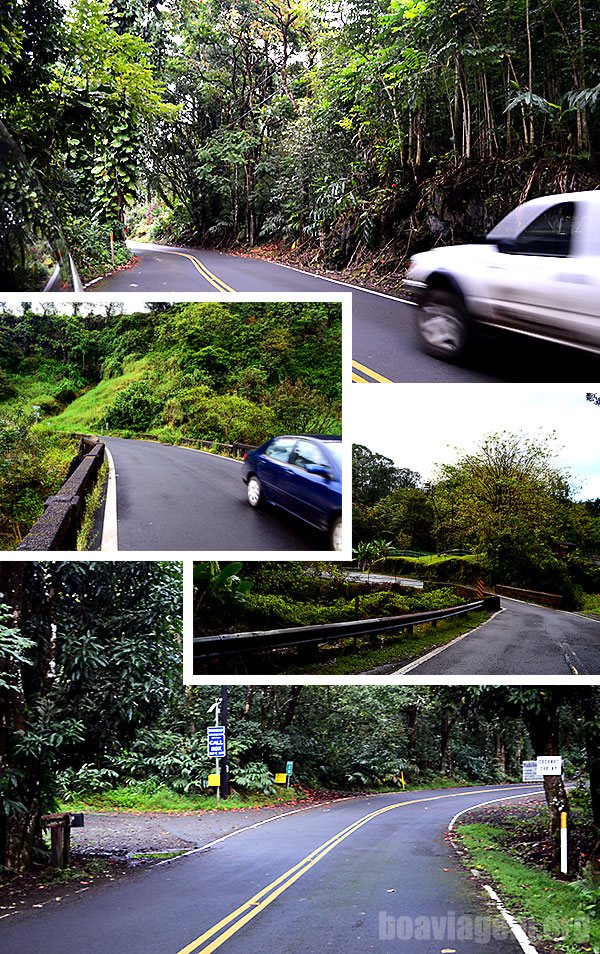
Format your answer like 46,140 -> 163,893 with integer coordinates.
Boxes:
318,155 -> 599,268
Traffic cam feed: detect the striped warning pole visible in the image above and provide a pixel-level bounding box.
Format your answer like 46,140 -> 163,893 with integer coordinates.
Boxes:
560,811 -> 568,873
476,579 -> 485,598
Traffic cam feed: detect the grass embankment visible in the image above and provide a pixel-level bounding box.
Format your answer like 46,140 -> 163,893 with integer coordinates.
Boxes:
455,821 -> 600,954
285,610 -> 490,675
48,357 -> 153,433
60,775 -> 488,816
579,593 -> 600,615
59,784 -> 306,813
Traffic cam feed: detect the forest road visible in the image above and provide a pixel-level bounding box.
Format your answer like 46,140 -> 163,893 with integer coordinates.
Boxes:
0,785 -> 545,954
400,596 -> 600,675
102,437 -> 329,552
90,241 -> 600,384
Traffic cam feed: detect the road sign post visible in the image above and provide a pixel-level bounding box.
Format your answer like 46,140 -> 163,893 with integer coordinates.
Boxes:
207,699 -> 226,803
286,761 -> 293,789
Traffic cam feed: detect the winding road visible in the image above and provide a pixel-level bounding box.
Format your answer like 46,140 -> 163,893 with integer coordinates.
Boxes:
0,785 -> 544,954
102,437 -> 330,552
90,241 -> 600,384
399,596 -> 600,675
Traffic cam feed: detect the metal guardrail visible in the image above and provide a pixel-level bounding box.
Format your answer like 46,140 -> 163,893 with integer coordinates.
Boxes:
132,434 -> 256,460
18,437 -> 105,551
193,598 -> 500,662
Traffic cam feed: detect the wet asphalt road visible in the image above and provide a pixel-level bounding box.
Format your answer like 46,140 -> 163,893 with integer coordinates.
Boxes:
91,242 -> 600,384
103,437 -> 328,552
0,785 -> 543,954
402,597 -> 600,675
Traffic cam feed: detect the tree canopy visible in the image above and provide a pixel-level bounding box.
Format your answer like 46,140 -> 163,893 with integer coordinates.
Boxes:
2,0 -> 600,285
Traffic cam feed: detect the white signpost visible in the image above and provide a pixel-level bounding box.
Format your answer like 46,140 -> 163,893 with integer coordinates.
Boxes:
536,755 -> 562,776
522,760 -> 543,782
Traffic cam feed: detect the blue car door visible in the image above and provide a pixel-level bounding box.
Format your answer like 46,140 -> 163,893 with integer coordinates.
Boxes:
279,439 -> 337,530
258,437 -> 297,503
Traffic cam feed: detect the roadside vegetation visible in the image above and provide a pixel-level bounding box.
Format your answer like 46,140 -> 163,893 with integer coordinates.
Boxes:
193,560 -> 488,675
1,0 -> 599,287
0,410 -> 78,548
353,441 -> 600,609
0,301 -> 341,547
454,791 -> 600,954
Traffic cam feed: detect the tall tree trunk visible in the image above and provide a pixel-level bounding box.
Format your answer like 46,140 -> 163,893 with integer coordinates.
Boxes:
406,704 -> 419,760
523,692 -> 569,867
583,688 -> 600,830
440,709 -> 453,773
525,0 -> 535,145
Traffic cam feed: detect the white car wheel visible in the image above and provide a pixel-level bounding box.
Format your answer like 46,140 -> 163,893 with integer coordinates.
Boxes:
330,516 -> 342,551
417,290 -> 469,359
247,476 -> 262,507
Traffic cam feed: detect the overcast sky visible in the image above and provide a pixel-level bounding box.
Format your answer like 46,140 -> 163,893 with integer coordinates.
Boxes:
349,384 -> 600,500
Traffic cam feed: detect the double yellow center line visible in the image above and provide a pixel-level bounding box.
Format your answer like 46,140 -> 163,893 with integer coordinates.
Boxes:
176,786 -> 530,954
157,249 -> 235,293
352,360 -> 392,383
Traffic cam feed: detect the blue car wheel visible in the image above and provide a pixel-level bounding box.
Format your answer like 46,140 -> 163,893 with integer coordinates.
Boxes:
247,475 -> 263,507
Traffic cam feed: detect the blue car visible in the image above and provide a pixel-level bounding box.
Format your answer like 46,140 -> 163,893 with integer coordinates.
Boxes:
241,435 -> 343,550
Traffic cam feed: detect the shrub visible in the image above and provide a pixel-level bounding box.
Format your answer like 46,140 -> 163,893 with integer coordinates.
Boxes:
106,381 -> 163,431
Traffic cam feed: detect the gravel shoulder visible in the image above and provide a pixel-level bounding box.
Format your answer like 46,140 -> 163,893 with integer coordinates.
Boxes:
69,803 -> 327,857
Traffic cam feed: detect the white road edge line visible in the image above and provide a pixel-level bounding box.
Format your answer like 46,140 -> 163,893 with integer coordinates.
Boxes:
448,789 -> 546,954
447,789 -> 543,831
246,257 -> 417,305
101,444 -> 119,551
43,263 -> 61,292
391,607 -> 506,675
483,885 -> 539,954
500,595 -> 600,624
150,795 -> 365,869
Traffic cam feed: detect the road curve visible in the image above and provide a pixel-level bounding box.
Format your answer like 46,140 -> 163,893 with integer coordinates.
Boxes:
400,596 -> 600,675
0,785 -> 543,954
91,242 -> 495,384
90,241 -> 600,384
103,437 -> 330,551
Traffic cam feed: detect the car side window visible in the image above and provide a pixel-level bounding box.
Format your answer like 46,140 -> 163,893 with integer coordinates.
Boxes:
264,438 -> 296,462
514,202 -> 575,257
293,439 -> 327,471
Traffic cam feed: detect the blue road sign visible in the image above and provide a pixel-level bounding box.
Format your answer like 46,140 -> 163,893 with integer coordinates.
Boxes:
207,726 -> 226,758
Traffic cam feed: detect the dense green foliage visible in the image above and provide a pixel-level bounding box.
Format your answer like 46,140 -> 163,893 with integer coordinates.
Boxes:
353,439 -> 600,604
0,300 -> 341,439
2,0 -> 599,284
194,560 -> 466,634
0,561 -> 183,872
0,411 -> 77,547
4,594 -> 599,873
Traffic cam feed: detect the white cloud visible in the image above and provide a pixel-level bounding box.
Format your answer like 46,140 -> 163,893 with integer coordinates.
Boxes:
349,383 -> 600,499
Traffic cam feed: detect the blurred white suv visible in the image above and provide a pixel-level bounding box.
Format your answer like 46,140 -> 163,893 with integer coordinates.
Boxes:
406,191 -> 600,360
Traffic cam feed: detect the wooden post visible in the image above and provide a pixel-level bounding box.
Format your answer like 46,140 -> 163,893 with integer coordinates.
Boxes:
44,813 -> 72,869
